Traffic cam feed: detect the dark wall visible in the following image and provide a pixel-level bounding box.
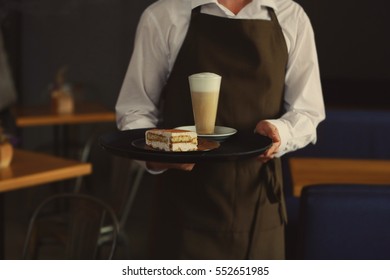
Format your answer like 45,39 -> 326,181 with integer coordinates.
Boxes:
18,0 -> 156,107
2,0 -> 156,150
297,0 -> 389,80
296,0 -> 390,109
4,0 -> 390,109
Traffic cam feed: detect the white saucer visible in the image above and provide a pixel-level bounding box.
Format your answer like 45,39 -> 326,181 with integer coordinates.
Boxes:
175,125 -> 237,141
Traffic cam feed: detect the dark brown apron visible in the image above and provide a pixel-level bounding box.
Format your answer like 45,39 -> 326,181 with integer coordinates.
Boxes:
150,7 -> 288,260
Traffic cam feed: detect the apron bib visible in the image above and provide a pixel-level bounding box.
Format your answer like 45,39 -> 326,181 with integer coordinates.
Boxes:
151,7 -> 288,260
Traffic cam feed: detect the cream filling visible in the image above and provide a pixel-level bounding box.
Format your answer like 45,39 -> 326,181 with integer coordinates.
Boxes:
146,141 -> 197,152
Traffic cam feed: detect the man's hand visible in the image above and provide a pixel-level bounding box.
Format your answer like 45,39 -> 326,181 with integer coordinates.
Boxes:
254,120 -> 281,163
146,162 -> 195,172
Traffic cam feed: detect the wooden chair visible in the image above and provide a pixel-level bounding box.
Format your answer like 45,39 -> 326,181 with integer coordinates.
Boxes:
27,130 -> 144,258
22,193 -> 120,259
76,131 -> 145,255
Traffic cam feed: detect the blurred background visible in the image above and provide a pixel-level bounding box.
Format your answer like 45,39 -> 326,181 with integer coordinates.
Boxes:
1,0 -> 389,260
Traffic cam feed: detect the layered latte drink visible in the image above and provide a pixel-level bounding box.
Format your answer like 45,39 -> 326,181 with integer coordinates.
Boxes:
188,72 -> 221,134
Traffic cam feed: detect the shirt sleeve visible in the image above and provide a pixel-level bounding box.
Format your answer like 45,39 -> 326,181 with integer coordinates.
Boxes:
115,9 -> 172,175
115,8 -> 169,131
267,9 -> 325,157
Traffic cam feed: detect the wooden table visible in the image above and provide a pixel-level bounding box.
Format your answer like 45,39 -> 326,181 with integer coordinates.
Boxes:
0,149 -> 92,193
0,149 -> 92,259
14,102 -> 116,156
289,157 -> 390,197
14,102 -> 116,127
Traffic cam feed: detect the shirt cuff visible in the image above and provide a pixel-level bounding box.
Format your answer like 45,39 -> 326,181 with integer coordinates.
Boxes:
264,119 -> 291,157
134,160 -> 166,175
117,118 -> 156,131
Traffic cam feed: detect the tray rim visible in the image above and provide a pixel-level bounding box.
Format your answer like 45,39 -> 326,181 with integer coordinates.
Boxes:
99,128 -> 272,163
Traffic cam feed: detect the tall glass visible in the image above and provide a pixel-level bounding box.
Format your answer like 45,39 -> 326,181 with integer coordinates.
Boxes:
188,72 -> 221,134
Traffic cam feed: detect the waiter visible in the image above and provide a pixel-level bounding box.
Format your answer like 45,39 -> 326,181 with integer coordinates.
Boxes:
116,0 -> 325,259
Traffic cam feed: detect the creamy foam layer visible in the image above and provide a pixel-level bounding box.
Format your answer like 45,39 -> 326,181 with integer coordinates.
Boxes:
188,72 -> 221,93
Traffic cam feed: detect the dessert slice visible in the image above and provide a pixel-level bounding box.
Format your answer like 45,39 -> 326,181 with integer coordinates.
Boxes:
145,129 -> 198,152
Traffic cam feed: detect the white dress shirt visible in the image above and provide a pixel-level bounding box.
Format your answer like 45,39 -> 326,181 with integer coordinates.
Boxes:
116,0 -> 325,157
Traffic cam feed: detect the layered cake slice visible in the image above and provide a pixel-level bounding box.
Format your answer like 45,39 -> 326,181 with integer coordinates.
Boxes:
145,129 -> 198,152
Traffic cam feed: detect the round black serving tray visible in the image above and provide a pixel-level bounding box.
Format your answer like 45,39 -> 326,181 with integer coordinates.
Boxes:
99,128 -> 272,163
